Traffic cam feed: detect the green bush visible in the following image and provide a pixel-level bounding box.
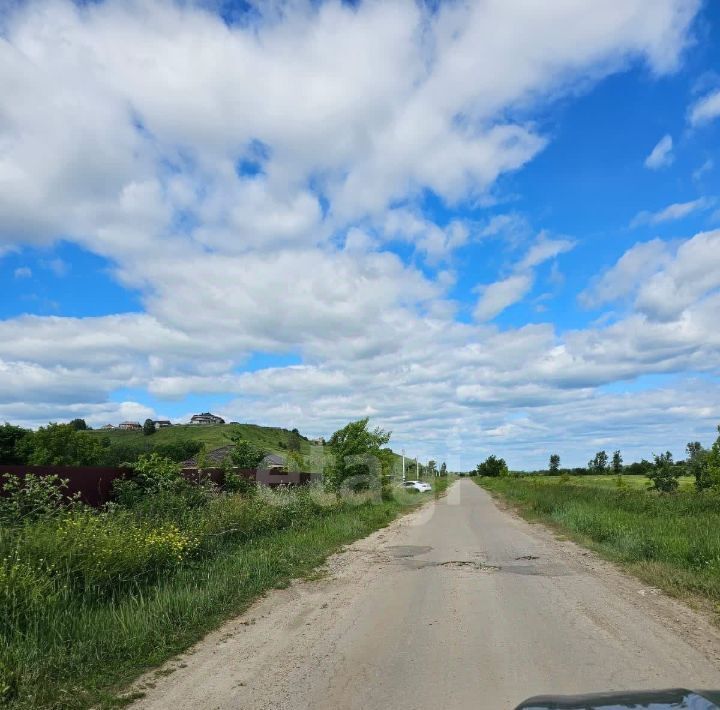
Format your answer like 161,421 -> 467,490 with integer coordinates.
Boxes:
0,473 -> 79,524
647,451 -> 680,493
112,453 -> 202,509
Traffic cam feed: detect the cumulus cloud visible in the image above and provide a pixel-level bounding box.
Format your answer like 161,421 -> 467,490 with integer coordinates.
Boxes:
581,230 -> 720,321
644,134 -> 674,169
382,209 -> 469,263
689,88 -> 720,126
580,239 -> 671,308
0,0 -> 713,468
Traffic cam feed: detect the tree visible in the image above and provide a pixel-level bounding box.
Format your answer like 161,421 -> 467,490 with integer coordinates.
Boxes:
143,418 -> 156,436
548,454 -> 561,475
476,455 -> 509,477
287,428 -> 302,453
704,427 -> 720,491
686,441 -> 711,491
647,451 -> 679,493
68,418 -> 88,431
0,423 -> 31,464
427,460 -> 437,477
228,437 -> 267,469
611,450 -> 623,476
439,462 -> 447,477
325,418 -> 391,491
626,459 -> 653,476
23,423 -> 106,466
588,450 -> 608,474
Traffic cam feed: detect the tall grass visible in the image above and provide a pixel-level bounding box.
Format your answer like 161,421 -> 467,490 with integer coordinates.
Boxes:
0,477 -> 415,709
479,476 -> 720,605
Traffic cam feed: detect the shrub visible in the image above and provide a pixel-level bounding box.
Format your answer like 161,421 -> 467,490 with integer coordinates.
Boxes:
647,451 -> 680,493
476,455 -> 509,477
224,468 -> 256,496
113,453 -> 192,507
0,473 -> 79,524
228,438 -> 266,469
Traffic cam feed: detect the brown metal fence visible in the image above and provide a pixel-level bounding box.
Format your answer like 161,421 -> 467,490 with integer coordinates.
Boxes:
0,465 -> 313,507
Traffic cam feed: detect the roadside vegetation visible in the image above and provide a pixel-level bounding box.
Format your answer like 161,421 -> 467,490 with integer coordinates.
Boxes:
475,424 -> 720,613
0,418 -> 442,709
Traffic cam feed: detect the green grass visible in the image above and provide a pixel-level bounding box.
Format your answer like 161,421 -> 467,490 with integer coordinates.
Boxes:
87,422 -> 316,456
477,475 -> 720,611
561,474 -> 696,492
2,490 -> 417,709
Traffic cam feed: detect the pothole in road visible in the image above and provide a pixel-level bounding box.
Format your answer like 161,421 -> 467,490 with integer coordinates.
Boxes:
399,559 -> 499,572
385,545 -> 433,558
515,555 -> 540,561
501,563 -> 572,577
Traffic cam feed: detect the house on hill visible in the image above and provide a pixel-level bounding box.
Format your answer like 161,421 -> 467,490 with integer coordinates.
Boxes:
153,420 -> 172,429
189,412 -> 225,425
118,421 -> 141,430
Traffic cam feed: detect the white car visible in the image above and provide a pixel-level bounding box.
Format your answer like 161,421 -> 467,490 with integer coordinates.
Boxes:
401,480 -> 432,493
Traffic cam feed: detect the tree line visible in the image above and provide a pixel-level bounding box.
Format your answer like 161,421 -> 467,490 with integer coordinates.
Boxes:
0,422 -> 204,467
542,425 -> 720,493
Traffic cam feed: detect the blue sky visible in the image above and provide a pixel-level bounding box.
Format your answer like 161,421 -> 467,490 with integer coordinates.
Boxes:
1,0 -> 719,469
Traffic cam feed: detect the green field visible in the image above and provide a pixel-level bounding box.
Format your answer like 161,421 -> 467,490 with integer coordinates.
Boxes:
477,475 -> 720,612
87,422 -> 316,456
551,474 -> 696,491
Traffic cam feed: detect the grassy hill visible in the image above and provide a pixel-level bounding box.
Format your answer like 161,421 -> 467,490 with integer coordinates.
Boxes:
88,423 -> 317,457
88,422 -> 412,476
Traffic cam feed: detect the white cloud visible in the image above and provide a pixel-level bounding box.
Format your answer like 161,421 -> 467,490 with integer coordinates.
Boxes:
581,230 -> 720,321
630,197 -> 711,227
517,233 -> 575,269
474,234 -> 575,320
0,0 -> 712,468
689,88 -> 720,126
635,230 -> 720,320
580,239 -> 671,308
474,273 -> 534,321
644,134 -> 673,169
382,209 -> 469,262
13,266 -> 31,279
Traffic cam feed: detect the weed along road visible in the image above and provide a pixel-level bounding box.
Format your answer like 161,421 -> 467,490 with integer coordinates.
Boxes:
132,479 -> 720,709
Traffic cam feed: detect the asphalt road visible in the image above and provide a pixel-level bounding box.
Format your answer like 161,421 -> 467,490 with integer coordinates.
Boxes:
133,479 -> 720,709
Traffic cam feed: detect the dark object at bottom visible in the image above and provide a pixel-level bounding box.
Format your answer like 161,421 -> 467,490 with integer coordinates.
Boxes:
516,688 -> 720,709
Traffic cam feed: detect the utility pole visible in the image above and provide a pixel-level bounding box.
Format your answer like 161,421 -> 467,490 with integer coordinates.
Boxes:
402,449 -> 406,481
416,457 -> 419,479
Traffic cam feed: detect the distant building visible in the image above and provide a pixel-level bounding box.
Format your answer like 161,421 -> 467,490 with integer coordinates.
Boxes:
311,437 -> 325,446
153,420 -> 172,429
189,412 -> 225,426
118,421 -> 142,430
101,424 -> 115,430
